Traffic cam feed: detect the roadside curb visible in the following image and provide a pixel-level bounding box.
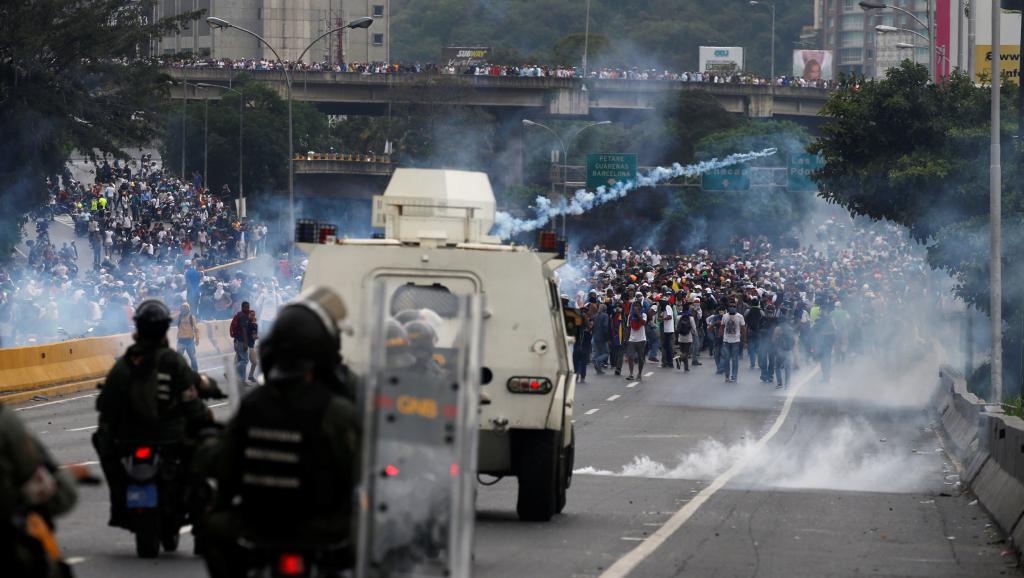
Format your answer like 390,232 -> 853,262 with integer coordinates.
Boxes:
2,378 -> 103,405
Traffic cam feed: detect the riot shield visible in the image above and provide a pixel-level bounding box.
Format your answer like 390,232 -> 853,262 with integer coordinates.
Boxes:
356,280 -> 483,578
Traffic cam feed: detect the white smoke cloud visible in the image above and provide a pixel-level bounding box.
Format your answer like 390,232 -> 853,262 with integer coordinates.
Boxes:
491,147 -> 779,239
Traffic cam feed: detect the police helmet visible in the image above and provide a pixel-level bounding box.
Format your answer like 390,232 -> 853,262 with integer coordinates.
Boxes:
133,299 -> 172,339
260,286 -> 347,382
404,320 -> 437,352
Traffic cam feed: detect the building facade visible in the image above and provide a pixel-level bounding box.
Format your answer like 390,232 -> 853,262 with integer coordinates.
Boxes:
816,0 -> 935,78
150,0 -> 389,64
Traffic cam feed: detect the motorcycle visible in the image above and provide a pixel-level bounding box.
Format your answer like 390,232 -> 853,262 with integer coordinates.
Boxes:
239,539 -> 352,578
121,443 -> 186,559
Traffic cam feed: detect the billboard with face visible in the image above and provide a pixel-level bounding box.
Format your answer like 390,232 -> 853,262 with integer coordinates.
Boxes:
793,50 -> 834,81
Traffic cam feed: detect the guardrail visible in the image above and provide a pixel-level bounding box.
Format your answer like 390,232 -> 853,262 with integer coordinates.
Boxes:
0,320 -> 235,399
936,366 -> 1024,553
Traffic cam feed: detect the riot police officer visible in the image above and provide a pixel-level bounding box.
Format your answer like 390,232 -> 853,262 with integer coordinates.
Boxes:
1,403 -> 80,578
93,298 -> 222,529
202,286 -> 361,577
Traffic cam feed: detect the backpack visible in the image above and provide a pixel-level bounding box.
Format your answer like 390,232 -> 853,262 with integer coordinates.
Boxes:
229,312 -> 242,339
679,314 -> 692,336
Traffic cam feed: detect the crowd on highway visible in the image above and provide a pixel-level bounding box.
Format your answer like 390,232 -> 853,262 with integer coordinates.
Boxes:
564,219 -> 937,386
164,57 -> 835,89
0,157 -> 296,347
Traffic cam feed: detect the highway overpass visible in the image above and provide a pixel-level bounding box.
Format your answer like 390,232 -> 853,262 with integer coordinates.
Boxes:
165,67 -> 830,120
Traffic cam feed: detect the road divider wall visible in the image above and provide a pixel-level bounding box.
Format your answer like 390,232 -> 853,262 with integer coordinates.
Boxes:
937,366 -> 1024,554
0,320 -> 234,396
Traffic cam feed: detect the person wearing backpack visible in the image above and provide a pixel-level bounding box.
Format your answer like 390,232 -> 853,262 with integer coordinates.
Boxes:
229,301 -> 251,382
675,303 -> 698,371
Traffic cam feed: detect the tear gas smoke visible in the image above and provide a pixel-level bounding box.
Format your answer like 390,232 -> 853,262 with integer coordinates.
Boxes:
492,148 -> 779,239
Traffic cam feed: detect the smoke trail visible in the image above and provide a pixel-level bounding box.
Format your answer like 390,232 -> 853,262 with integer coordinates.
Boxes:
491,147 -> 778,239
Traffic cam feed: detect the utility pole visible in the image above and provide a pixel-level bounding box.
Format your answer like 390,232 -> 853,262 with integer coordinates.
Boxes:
968,0 -> 977,80
990,0 -> 1003,403
582,0 -> 591,78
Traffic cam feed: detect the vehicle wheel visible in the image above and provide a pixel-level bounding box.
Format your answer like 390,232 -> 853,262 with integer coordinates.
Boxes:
161,523 -> 180,552
135,511 -> 161,559
515,430 -> 558,522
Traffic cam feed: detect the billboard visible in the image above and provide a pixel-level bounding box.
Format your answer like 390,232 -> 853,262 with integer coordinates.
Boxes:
976,45 -> 1021,85
698,46 -> 744,73
793,50 -> 834,82
442,46 -> 491,66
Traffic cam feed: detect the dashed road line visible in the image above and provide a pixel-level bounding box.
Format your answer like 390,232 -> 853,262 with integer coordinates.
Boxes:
607,394 -> 621,402
63,461 -> 99,468
65,557 -> 87,565
643,371 -> 654,377
626,381 -> 639,388
584,408 -> 600,416
15,393 -> 98,411
180,524 -> 193,535
67,425 -> 98,432
598,366 -> 820,578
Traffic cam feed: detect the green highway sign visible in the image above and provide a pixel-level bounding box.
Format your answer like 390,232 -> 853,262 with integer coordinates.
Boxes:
787,152 -> 824,192
587,153 -> 638,190
701,165 -> 750,192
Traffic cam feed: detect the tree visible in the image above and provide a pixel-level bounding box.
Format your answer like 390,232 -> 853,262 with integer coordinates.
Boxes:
159,79 -> 334,205
0,0 -> 197,259
811,61 -> 1024,396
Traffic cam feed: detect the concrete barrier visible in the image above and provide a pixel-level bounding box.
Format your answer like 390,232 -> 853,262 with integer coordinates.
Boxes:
0,319 -> 234,396
936,365 -> 1024,554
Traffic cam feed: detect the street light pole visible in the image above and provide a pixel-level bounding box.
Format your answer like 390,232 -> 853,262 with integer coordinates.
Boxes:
522,119 -> 611,238
203,88 -> 208,192
582,0 -> 591,78
206,16 -> 374,235
990,0 -> 1003,403
862,2 -> 935,81
181,75 -> 187,181
197,83 -> 245,216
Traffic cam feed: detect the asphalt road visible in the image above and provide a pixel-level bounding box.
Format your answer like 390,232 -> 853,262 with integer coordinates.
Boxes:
12,350 -> 1019,578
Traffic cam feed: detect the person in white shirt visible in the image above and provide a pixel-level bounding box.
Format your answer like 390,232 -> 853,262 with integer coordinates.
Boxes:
624,295 -> 648,381
659,297 -> 676,368
721,302 -> 746,382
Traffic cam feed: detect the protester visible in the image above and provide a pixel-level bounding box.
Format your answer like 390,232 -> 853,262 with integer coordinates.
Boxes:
176,302 -> 200,372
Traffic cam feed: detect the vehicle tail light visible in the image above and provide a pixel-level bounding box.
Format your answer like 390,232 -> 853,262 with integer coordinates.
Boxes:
134,447 -> 152,460
507,377 -> 553,394
278,553 -> 305,576
383,464 -> 400,477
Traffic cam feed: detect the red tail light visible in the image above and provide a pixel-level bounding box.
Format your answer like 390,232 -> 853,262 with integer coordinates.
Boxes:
134,447 -> 152,459
383,464 -> 400,477
278,553 -> 305,576
507,377 -> 553,394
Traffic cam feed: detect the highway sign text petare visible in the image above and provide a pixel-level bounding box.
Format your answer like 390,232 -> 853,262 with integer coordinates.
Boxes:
586,153 -> 637,190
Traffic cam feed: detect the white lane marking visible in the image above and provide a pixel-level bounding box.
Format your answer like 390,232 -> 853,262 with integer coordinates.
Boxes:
63,461 -> 99,468
209,402 -> 229,408
607,394 -> 621,402
626,381 -> 639,388
65,557 -> 87,565
643,371 -> 653,377
621,537 -> 646,541
180,524 -> 193,535
585,408 -> 600,416
67,425 -> 98,432
15,393 -> 97,411
598,366 -> 819,578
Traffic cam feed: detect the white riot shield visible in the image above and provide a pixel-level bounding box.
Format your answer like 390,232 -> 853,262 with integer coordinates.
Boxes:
356,280 -> 482,578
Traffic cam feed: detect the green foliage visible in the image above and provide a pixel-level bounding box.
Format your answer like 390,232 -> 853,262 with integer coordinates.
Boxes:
0,0 -> 198,260
159,79 -> 334,201
390,0 -> 812,78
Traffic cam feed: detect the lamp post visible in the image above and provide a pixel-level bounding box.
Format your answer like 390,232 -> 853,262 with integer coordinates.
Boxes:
173,81 -> 208,189
750,1 -> 776,88
198,83 -> 245,217
206,15 -> 374,234
861,1 -> 936,81
582,0 -> 591,79
522,119 -> 612,237
990,0 -> 1003,403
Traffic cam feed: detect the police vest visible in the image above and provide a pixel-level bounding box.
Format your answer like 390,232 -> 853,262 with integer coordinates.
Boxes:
237,381 -> 338,524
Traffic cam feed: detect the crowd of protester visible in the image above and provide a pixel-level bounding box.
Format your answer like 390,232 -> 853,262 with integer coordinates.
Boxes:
0,156 -> 297,348
562,218 -> 940,386
164,57 -> 834,89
